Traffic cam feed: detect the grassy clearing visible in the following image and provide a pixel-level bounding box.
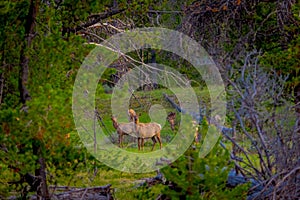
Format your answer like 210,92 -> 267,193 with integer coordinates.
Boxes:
71,87 -> 180,198
2,85 -> 260,199
86,86 -> 208,198
60,83 -> 293,199
64,85 -> 261,199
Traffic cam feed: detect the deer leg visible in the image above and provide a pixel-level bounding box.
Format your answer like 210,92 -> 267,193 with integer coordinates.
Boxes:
156,135 -> 162,149
138,138 -> 141,151
142,138 -> 145,151
170,120 -> 174,131
121,134 -> 124,148
119,133 -> 122,148
151,137 -> 157,151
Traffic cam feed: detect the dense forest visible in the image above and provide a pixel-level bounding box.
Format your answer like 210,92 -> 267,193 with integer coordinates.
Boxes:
0,0 -> 299,199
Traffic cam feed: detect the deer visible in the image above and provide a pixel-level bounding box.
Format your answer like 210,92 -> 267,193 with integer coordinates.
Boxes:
111,116 -> 136,148
133,116 -> 162,151
167,112 -> 176,131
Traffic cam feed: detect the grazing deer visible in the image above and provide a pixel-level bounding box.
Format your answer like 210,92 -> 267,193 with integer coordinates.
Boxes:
133,116 -> 162,151
111,116 -> 136,148
128,109 -> 137,122
167,112 -> 176,131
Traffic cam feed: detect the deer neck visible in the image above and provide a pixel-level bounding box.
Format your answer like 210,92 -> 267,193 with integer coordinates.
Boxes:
112,121 -> 119,129
133,119 -> 140,131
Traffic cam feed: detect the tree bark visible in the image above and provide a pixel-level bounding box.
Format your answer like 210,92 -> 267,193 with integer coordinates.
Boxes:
19,0 -> 50,199
33,140 -> 50,200
294,83 -> 300,133
19,0 -> 39,104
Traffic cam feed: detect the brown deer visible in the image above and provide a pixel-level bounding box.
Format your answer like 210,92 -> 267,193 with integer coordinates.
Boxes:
111,116 -> 136,148
133,116 -> 162,151
167,112 -> 176,131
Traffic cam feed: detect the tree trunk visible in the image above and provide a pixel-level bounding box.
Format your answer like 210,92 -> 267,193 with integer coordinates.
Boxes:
19,0 -> 49,199
19,0 -> 39,104
294,83 -> 300,133
33,141 -> 50,199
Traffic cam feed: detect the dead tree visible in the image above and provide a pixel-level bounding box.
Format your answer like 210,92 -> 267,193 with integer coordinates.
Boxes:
227,51 -> 300,199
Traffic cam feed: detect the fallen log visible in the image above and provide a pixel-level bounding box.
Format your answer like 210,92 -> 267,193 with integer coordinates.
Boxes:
134,171 -> 164,188
163,93 -> 203,122
30,184 -> 113,200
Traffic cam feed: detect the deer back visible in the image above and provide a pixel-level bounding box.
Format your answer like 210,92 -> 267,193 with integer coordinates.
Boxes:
135,122 -> 161,138
118,122 -> 137,135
